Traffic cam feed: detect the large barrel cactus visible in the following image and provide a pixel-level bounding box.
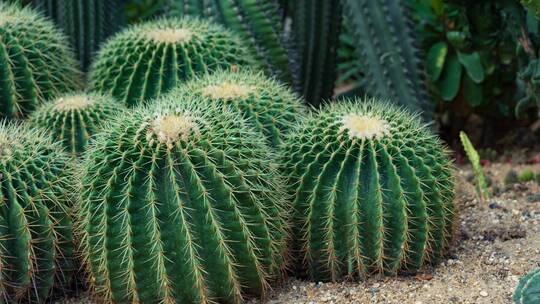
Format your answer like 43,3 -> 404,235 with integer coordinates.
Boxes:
168,69 -> 306,147
79,98 -> 289,303
89,17 -> 254,108
0,3 -> 81,119
514,268 -> 540,304
168,0 -> 293,84
30,0 -> 124,70
0,123 -> 75,303
280,99 -> 455,281
28,93 -> 125,154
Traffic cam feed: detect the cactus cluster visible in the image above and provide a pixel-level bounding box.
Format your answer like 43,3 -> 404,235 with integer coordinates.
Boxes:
89,17 -> 254,108
79,98 -> 289,303
280,99 -> 455,281
0,123 -> 75,303
29,0 -> 124,70
0,3 -> 81,119
28,93 -> 125,154
514,268 -> 540,304
168,69 -> 306,147
169,0 -> 293,84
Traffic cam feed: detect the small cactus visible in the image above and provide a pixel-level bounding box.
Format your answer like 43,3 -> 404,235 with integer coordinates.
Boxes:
0,3 -> 82,119
79,97 -> 289,303
89,17 -> 255,108
514,268 -> 540,304
28,93 -> 125,154
280,98 -> 455,281
167,69 -> 306,147
0,123 -> 75,302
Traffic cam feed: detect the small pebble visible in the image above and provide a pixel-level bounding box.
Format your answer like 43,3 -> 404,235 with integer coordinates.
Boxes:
480,291 -> 488,297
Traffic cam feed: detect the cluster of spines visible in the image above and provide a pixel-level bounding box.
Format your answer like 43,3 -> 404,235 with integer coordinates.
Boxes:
290,0 -> 343,106
280,99 -> 454,281
0,3 -> 82,119
30,0 -> 124,70
89,17 -> 254,108
167,69 -> 306,147
168,0 -> 293,84
28,93 -> 124,154
0,123 -> 75,303
78,99 -> 289,303
343,0 -> 432,120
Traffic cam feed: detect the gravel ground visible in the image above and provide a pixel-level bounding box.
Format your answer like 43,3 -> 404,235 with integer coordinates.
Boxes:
57,162 -> 540,304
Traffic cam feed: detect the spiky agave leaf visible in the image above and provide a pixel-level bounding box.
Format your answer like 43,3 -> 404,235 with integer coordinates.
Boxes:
78,96 -> 290,303
514,267 -> 540,304
28,93 -> 125,155
0,122 -> 75,303
280,98 -> 455,281
167,69 -> 306,147
89,17 -> 256,108
0,3 -> 82,119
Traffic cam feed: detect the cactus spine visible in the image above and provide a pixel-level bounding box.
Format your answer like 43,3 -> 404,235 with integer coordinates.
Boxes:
168,69 -> 306,147
169,0 -> 293,84
514,268 -> 540,304
290,0 -> 343,106
30,0 -> 124,71
344,0 -> 432,120
28,93 -> 125,154
89,17 -> 255,108
79,98 -> 289,303
280,98 -> 455,281
0,123 -> 75,303
0,3 -> 81,119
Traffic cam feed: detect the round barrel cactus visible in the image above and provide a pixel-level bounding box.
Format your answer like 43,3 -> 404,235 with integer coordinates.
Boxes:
168,69 -> 306,147
79,97 -> 289,303
0,3 -> 82,119
28,93 -> 125,154
514,268 -> 540,304
89,17 -> 255,108
0,123 -> 75,302
281,99 -> 455,281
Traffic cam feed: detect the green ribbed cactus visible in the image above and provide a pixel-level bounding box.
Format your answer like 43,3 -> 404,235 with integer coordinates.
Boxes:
0,3 -> 81,119
281,98 -> 455,281
514,268 -> 540,304
79,98 -> 289,303
167,69 -> 306,147
28,93 -> 125,154
89,18 -> 254,108
291,0 -> 343,106
344,0 -> 432,120
30,0 -> 124,70
168,0 -> 293,84
0,123 -> 75,303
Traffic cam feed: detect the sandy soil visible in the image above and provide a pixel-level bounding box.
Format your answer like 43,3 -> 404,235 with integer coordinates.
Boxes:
57,162 -> 540,304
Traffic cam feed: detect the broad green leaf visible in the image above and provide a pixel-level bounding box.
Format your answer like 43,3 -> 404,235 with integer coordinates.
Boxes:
431,0 -> 444,16
522,0 -> 540,20
457,52 -> 485,83
437,55 -> 462,102
427,42 -> 448,81
446,31 -> 468,50
463,74 -> 483,107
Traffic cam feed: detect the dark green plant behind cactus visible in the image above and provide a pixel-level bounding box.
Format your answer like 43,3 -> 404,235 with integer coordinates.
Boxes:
168,0 -> 293,84
30,0 -> 124,70
89,17 -> 254,108
514,267 -> 540,304
0,123 -> 75,303
281,98 -> 455,281
167,69 -> 306,147
0,3 -> 81,119
344,0 -> 432,120
291,0 -> 343,106
28,93 -> 125,154
79,98 -> 289,303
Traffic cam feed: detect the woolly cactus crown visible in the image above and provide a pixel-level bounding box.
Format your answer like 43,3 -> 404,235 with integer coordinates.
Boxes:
281,98 -> 455,281
79,96 -> 289,303
89,17 -> 255,107
0,3 -> 81,119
